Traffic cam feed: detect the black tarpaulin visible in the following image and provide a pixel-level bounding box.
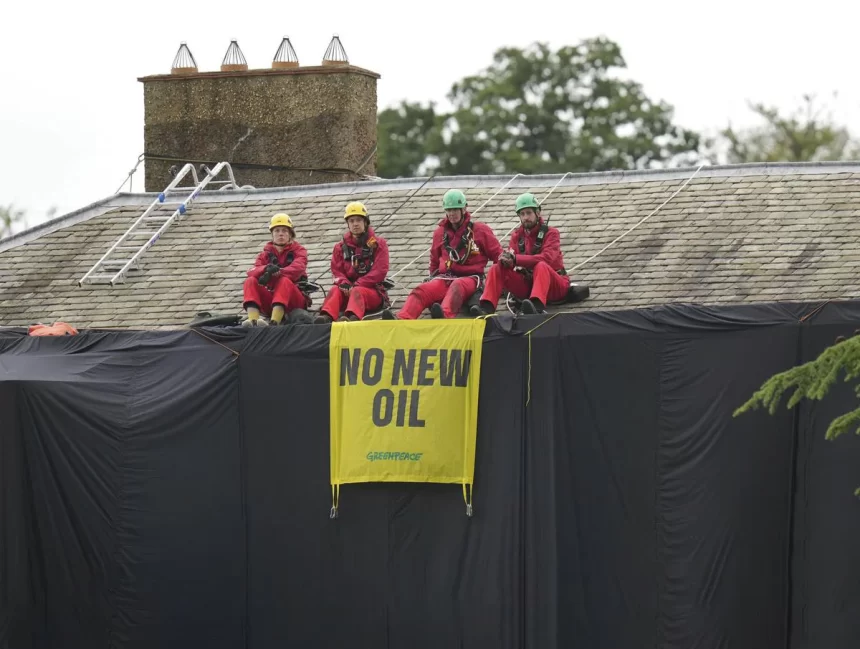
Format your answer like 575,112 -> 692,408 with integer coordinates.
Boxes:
1,302 -> 859,649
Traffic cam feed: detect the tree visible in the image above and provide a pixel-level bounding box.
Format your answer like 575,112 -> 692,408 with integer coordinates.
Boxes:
377,38 -> 704,178
734,332 -> 860,495
721,94 -> 860,163
376,102 -> 443,178
1,204 -> 27,240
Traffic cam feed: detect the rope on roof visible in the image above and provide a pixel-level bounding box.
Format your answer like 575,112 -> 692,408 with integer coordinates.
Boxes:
114,153 -> 146,194
501,163 -> 704,315
304,171 -> 438,288
499,171 -> 573,242
568,163 -> 704,272
389,173 -> 524,281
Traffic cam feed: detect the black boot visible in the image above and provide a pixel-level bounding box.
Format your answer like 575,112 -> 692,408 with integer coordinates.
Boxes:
314,314 -> 333,325
520,298 -> 545,315
430,303 -> 445,319
381,309 -> 398,320
469,300 -> 494,317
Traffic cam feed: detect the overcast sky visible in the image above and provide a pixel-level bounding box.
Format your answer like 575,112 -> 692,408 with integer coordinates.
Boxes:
2,0 -> 858,230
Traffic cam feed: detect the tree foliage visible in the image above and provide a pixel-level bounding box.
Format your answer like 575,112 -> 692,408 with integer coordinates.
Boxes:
377,38 -> 703,178
1,204 -> 27,239
721,94 -> 860,164
376,102 -> 443,178
734,332 -> 860,495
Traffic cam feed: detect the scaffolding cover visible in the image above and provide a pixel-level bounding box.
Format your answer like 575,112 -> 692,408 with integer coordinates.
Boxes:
1,302 -> 859,649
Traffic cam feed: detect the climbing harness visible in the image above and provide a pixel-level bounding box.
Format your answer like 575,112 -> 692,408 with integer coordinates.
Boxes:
341,235 -> 377,275
442,220 -> 476,269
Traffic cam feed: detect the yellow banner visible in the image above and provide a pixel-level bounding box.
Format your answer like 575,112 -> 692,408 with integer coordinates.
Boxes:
329,319 -> 486,515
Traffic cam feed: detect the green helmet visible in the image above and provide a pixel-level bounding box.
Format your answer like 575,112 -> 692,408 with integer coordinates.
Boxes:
515,193 -> 540,213
442,189 -> 467,210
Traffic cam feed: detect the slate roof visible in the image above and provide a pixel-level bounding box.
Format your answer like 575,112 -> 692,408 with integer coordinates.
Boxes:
2,162 -> 860,329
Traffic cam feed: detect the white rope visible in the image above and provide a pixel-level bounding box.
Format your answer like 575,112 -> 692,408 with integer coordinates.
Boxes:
389,173 -> 523,281
114,153 -> 145,194
500,171 -> 573,242
505,293 -> 517,316
377,163 -> 704,316
568,164 -> 704,272
310,173 -> 438,288
501,165 -> 703,313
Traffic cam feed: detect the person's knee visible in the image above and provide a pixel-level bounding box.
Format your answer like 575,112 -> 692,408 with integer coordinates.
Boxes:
411,285 -> 430,302
533,261 -> 552,275
455,278 -> 478,294
348,291 -> 365,309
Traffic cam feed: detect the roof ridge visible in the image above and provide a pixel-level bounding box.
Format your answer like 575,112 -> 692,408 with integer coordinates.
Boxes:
4,160 -> 860,252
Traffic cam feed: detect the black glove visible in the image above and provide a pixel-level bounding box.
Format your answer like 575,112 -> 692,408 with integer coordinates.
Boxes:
500,252 -> 516,268
258,263 -> 280,285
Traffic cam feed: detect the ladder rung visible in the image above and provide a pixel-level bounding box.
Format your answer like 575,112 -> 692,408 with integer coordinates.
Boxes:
84,274 -> 116,281
100,260 -> 138,269
128,230 -> 159,236
144,215 -> 173,220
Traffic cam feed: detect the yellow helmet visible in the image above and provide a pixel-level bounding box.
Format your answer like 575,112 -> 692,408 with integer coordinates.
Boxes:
269,213 -> 294,231
344,201 -> 368,219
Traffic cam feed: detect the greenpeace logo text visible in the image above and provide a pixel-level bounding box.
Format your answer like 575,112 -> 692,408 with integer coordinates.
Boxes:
366,451 -> 424,462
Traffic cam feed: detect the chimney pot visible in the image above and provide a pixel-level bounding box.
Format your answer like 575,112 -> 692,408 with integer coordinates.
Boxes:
322,34 -> 349,67
171,42 -> 198,75
272,36 -> 299,69
221,39 -> 248,72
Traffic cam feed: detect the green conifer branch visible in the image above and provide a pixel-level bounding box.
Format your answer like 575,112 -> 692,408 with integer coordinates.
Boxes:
734,334 -> 860,496
734,335 -> 860,430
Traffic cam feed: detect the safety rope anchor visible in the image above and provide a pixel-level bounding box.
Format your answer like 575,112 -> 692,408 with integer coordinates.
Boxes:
330,506 -> 339,520
466,503 -> 473,518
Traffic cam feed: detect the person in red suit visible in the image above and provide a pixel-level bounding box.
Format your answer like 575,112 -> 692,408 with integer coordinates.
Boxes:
241,213 -> 309,326
471,193 -> 570,316
382,189 -> 502,320
314,201 -> 390,323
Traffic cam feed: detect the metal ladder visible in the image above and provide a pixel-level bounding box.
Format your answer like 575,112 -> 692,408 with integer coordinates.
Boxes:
79,162 -> 242,286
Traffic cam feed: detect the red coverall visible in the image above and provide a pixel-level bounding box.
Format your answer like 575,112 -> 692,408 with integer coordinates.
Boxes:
320,228 -> 390,320
480,218 -> 570,308
397,213 -> 503,319
243,241 -> 309,316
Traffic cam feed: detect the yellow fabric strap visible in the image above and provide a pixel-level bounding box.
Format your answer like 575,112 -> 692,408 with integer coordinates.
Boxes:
330,484 -> 340,519
524,313 -> 560,407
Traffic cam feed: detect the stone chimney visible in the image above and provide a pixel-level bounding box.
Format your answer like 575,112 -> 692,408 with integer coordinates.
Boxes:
138,37 -> 380,192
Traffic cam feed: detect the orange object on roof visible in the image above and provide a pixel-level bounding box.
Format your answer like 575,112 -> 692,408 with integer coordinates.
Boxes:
28,322 -> 79,336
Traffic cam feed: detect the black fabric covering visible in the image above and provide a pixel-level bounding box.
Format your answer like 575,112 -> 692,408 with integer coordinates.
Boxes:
1,302 -> 859,649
